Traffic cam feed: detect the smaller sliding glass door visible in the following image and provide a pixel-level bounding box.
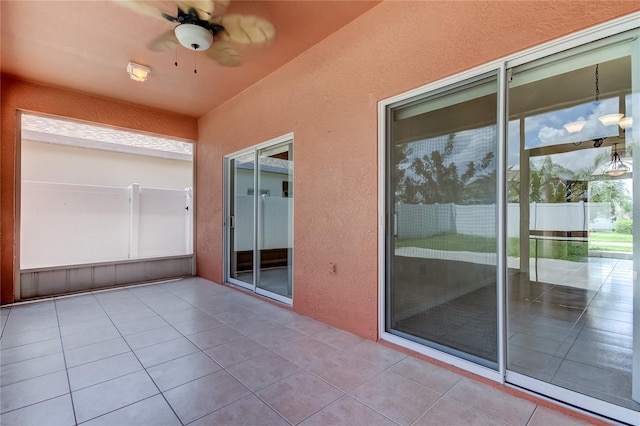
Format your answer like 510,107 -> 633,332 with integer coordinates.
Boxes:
226,136 -> 294,304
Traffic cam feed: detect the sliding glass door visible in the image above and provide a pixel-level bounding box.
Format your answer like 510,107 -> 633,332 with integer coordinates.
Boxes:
505,35 -> 639,418
385,73 -> 500,370
226,136 -> 294,304
382,23 -> 640,423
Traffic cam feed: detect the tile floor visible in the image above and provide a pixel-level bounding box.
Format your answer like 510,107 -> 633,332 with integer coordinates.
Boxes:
507,258 -> 637,411
1,277 -> 600,425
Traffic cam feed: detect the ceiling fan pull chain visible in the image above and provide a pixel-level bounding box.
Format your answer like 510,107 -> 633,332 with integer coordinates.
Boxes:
175,44 -> 178,67
194,50 -> 198,74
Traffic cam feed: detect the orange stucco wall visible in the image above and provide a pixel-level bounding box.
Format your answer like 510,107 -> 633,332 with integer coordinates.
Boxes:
196,1 -> 639,339
0,75 -> 198,303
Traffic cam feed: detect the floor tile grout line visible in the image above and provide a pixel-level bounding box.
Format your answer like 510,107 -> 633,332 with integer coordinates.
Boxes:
301,365 -> 400,425
342,376 -> 412,425
91,286 -> 187,426
247,368 -> 338,426
73,394 -> 167,426
53,296 -> 79,426
407,393 -> 447,426
442,378 -> 539,426
0,306 -> 11,339
525,405 -> 540,426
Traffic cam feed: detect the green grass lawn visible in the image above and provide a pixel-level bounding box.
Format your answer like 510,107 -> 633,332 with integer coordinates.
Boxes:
588,232 -> 632,243
396,234 -> 496,252
589,243 -> 632,252
396,231 -> 632,260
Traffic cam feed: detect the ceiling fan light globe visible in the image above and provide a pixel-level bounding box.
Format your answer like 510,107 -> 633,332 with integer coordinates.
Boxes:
175,24 -> 213,50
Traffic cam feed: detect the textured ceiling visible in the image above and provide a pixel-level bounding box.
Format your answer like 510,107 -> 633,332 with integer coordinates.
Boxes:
1,0 -> 380,117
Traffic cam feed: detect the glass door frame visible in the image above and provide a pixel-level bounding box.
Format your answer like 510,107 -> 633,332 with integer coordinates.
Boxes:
377,13 -> 640,424
224,133 -> 294,305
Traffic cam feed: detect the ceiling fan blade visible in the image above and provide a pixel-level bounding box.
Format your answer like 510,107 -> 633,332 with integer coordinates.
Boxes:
112,0 -> 165,20
206,41 -> 243,67
147,30 -> 178,52
218,14 -> 276,44
177,0 -> 215,19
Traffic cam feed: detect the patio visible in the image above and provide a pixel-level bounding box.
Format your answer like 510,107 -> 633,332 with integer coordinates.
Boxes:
0,277 -> 601,425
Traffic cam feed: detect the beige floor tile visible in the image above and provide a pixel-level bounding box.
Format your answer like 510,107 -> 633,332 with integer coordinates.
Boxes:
446,378 -> 536,425
527,406 -> 597,426
414,397 -> 508,426
0,394 -> 75,426
390,356 -> 462,394
204,336 -> 268,368
227,350 -> 301,391
300,395 -> 397,426
314,327 -> 366,350
256,370 -> 344,424
351,371 -> 439,425
306,350 -> 383,391
0,370 -> 69,414
345,340 -> 406,369
134,337 -> 199,368
164,370 -> 251,424
71,370 -> 158,423
147,351 -> 221,391
186,324 -> 244,350
271,334 -> 340,367
81,395 -> 181,426
190,394 -> 289,426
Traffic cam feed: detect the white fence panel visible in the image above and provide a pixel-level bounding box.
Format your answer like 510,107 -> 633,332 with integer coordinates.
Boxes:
456,204 -> 496,237
21,181 -> 193,269
530,202 -> 587,232
396,201 -> 613,240
138,187 -> 191,258
21,182 -> 130,269
396,203 -> 455,238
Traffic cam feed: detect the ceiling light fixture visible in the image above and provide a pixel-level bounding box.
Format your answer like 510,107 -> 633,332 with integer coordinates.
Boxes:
174,24 -> 214,51
565,65 -> 632,145
126,62 -> 151,82
563,120 -> 587,133
619,116 -> 633,130
604,143 -> 631,177
598,113 -> 624,126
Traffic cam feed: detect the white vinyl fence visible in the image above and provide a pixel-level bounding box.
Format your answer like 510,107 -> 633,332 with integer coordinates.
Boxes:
21,181 -> 193,269
396,201 -> 611,239
234,195 -> 293,251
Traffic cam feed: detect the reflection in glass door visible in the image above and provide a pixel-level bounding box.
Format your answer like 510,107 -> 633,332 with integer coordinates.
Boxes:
506,36 -> 639,421
256,143 -> 294,300
226,137 -> 294,304
229,152 -> 255,287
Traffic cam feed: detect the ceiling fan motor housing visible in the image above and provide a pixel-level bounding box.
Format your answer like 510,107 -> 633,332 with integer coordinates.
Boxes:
175,23 -> 214,51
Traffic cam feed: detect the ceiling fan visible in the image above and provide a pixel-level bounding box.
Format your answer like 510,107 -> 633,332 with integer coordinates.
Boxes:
114,0 -> 275,68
